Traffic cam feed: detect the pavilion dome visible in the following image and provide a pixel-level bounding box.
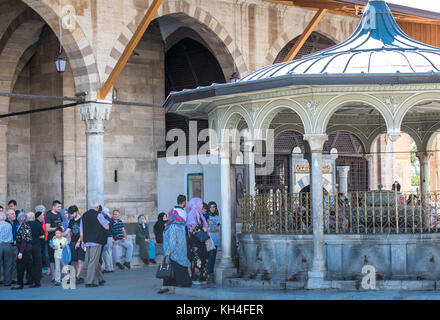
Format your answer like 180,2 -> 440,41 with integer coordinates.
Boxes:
240,0 -> 440,82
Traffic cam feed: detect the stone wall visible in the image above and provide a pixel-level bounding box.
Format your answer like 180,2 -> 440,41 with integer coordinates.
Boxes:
0,0 -> 361,221
29,27 -> 64,208
7,64 -> 31,210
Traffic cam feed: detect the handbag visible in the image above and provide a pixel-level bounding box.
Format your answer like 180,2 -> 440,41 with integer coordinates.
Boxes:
195,229 -> 210,243
205,237 -> 215,252
156,256 -> 173,279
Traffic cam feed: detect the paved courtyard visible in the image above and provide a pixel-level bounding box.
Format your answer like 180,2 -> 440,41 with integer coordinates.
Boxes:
2,265 -> 440,300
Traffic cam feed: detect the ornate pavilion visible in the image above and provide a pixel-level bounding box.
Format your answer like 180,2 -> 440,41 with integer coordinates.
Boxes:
164,0 -> 440,289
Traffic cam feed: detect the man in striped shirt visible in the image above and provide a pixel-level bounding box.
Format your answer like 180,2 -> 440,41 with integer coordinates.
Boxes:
0,212 -> 13,286
110,210 -> 133,270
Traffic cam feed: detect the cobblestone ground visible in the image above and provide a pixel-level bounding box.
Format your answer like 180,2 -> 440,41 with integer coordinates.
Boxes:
2,265 -> 440,300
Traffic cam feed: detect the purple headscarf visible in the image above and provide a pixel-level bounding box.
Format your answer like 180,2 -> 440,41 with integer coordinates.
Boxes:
186,197 -> 208,230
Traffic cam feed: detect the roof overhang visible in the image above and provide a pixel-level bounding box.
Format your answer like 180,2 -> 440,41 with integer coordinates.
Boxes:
264,0 -> 440,25
164,72 -> 440,115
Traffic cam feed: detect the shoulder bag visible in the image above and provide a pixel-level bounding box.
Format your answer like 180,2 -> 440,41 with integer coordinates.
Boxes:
156,256 -> 174,280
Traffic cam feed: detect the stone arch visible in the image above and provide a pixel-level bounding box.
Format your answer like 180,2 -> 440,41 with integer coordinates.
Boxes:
395,93 -> 440,134
364,125 -> 388,154
266,24 -> 341,65
424,123 -> 440,151
104,0 -> 247,85
0,19 -> 45,92
317,94 -> 394,135
254,98 -> 312,140
20,0 -> 101,93
325,125 -> 368,155
267,127 -> 304,154
292,175 -> 332,193
220,105 -> 254,144
400,124 -> 424,152
273,124 -> 305,137
11,43 -> 37,89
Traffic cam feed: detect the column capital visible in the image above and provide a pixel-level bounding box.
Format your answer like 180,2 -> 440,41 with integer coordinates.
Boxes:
364,153 -> 374,161
417,151 -> 433,162
336,165 -> 350,177
79,102 -> 112,134
303,133 -> 328,151
387,130 -> 401,142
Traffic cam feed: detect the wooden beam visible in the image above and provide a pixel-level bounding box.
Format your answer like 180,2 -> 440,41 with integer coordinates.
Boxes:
97,0 -> 163,100
283,8 -> 327,62
264,0 -> 440,25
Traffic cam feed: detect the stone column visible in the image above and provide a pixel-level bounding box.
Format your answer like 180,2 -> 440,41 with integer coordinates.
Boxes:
304,133 -> 329,289
329,148 -> 338,195
336,166 -> 350,196
364,154 -> 374,191
418,152 -> 433,227
216,143 -> 236,284
79,102 -> 111,209
243,142 -> 255,196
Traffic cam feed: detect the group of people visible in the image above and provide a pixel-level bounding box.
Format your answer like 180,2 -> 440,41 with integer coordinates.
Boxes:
0,199 -> 159,289
158,195 -> 221,294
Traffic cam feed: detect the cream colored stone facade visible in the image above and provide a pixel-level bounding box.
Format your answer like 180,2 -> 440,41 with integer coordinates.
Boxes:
0,0 -> 387,221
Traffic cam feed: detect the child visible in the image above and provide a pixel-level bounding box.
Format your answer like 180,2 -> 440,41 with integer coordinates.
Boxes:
52,227 -> 67,286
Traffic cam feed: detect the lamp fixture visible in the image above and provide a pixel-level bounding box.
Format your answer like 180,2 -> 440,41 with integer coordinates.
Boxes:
55,0 -> 67,73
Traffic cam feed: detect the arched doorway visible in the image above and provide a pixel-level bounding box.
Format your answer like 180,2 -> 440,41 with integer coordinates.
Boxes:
274,31 -> 336,63
165,37 -> 226,97
165,37 -> 226,155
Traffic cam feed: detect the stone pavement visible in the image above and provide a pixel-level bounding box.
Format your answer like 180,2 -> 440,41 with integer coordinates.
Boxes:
0,265 -> 196,300
2,265 -> 440,300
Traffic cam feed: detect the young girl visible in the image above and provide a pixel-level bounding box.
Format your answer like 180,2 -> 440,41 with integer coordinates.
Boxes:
52,227 -> 67,286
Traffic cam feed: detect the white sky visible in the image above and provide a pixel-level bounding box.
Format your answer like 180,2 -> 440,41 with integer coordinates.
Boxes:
385,0 -> 440,13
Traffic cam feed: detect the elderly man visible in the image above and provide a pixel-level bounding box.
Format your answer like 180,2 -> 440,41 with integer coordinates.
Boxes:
6,209 -> 19,284
27,212 -> 44,288
80,201 -> 109,288
111,210 -> 133,270
0,212 -> 13,286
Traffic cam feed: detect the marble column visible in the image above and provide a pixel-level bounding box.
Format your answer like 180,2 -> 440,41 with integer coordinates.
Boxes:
304,133 -> 329,289
418,152 -> 433,227
79,102 -> 111,209
364,154 -> 374,191
336,166 -> 350,196
216,143 -> 236,284
243,143 -> 255,196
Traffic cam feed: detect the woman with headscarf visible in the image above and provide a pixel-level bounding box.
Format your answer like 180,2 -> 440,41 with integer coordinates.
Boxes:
61,209 -> 71,243
186,197 -> 209,285
153,212 -> 167,256
136,214 -> 156,265
157,209 -> 191,294
207,201 -> 220,279
12,212 -> 33,290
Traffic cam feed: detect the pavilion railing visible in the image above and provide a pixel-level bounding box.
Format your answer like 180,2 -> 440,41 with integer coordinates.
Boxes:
240,189 -> 440,235
241,188 -> 313,234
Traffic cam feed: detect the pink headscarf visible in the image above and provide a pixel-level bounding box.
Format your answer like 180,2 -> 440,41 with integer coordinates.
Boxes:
186,197 -> 208,230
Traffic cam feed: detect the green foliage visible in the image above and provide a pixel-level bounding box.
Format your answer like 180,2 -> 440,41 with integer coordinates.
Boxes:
411,175 -> 420,186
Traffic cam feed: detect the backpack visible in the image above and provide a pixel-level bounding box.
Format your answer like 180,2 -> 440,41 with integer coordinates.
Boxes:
61,243 -> 71,265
